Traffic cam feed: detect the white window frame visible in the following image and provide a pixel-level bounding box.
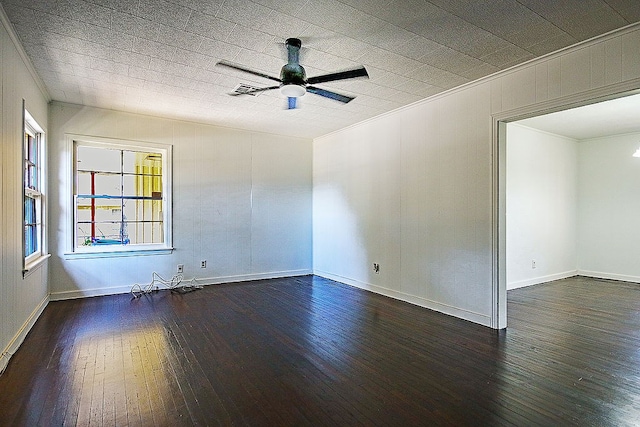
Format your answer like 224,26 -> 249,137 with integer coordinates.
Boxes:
65,135 -> 173,259
23,108 -> 48,274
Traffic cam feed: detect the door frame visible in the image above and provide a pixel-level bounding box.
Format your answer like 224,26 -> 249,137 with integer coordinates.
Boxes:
491,84 -> 640,329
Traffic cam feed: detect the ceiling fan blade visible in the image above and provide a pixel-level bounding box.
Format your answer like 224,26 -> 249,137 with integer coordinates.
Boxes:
216,60 -> 282,83
306,86 -> 355,103
306,67 -> 369,85
287,97 -> 297,109
229,85 -> 280,96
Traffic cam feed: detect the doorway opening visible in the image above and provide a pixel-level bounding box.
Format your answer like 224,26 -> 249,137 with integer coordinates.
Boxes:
495,90 -> 640,328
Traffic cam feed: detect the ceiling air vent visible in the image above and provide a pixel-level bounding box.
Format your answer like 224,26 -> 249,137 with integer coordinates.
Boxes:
233,83 -> 263,96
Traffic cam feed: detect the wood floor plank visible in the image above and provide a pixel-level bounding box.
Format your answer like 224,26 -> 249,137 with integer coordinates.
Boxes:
2,275 -> 640,425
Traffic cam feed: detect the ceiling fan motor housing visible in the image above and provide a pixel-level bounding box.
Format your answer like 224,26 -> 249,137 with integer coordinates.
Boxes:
281,38 -> 306,86
280,63 -> 306,86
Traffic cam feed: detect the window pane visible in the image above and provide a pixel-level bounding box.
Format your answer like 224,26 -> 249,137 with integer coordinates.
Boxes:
122,199 -> 137,224
24,133 -> 38,190
122,150 -> 161,174
75,204 -> 92,244
25,225 -> 37,256
122,175 -> 137,198
28,134 -> 38,164
25,164 -> 36,189
93,174 -> 121,196
77,146 -> 121,173
77,171 -> 92,195
125,220 -> 163,244
24,195 -> 38,256
25,196 -> 35,224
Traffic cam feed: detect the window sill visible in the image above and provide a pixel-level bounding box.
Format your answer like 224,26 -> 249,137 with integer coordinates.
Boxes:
23,253 -> 51,277
63,247 -> 174,260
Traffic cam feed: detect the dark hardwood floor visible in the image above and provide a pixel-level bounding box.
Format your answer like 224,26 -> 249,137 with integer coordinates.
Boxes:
1,275 -> 640,426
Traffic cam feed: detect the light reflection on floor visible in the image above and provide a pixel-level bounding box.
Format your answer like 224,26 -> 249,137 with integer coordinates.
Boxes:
65,322 -> 172,424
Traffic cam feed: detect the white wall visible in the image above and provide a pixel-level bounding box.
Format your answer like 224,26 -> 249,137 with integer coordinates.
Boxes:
578,131 -> 640,282
314,85 -> 495,325
313,24 -> 640,328
506,124 -> 578,289
0,9 -> 50,372
48,102 -> 312,299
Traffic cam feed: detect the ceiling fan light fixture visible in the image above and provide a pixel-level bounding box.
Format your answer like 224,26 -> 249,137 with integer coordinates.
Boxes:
280,84 -> 306,98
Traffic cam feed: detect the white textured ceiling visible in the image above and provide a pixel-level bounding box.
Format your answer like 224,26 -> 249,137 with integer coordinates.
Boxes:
2,0 -> 639,139
516,92 -> 640,140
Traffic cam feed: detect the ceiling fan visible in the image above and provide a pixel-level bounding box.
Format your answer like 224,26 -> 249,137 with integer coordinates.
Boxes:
216,38 -> 369,109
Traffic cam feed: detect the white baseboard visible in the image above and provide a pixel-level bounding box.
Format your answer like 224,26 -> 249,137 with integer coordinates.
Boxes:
0,294 -> 49,374
200,269 -> 312,285
507,270 -> 578,290
49,269 -> 313,301
577,270 -> 640,284
50,285 -> 134,300
314,270 -> 492,327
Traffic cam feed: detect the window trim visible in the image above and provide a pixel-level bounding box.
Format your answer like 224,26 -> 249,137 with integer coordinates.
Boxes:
23,105 -> 48,275
65,134 -> 173,258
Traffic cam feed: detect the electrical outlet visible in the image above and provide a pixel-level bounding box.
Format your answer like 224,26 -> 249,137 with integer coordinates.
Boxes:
177,264 -> 184,273
373,263 -> 380,274
201,260 -> 206,268
532,260 -> 536,269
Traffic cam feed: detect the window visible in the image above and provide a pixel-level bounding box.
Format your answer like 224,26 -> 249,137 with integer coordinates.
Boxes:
72,137 -> 172,255
24,109 -> 46,270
